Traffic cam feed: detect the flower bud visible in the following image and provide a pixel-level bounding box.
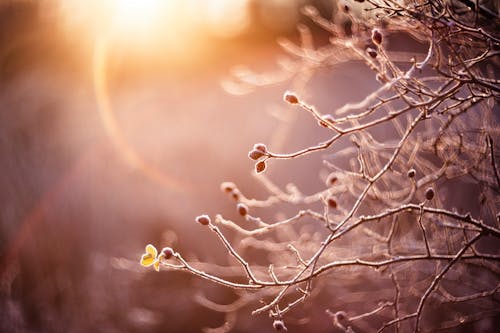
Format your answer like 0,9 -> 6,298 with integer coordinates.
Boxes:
248,149 -> 265,160
372,29 -> 383,45
283,91 -> 299,104
196,214 -> 211,226
253,143 -> 267,153
161,247 -> 174,259
425,187 -> 435,200
256,161 -> 266,173
336,311 -> 347,322
407,169 -> 416,178
367,47 -> 377,58
326,174 -> 338,186
237,203 -> 249,216
220,182 -> 236,193
328,197 -> 337,209
231,191 -> 240,201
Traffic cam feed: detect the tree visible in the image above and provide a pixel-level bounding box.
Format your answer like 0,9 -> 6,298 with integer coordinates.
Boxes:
141,1 -> 499,331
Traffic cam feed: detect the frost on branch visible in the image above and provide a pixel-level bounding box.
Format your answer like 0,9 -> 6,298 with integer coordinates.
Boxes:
141,1 -> 500,331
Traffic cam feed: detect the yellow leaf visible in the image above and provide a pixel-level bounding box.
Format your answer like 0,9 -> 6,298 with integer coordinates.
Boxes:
140,253 -> 155,267
145,244 -> 158,257
153,260 -> 160,272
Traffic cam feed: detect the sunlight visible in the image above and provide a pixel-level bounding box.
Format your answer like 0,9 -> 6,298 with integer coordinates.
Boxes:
111,0 -> 162,37
59,0 -> 252,44
204,0 -> 250,38
58,0 -> 259,66
58,0 -> 169,44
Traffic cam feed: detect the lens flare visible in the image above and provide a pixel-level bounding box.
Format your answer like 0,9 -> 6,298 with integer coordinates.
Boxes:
93,36 -> 187,192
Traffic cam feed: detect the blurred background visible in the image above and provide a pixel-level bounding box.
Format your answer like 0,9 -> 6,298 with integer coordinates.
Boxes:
1,1 -> 477,332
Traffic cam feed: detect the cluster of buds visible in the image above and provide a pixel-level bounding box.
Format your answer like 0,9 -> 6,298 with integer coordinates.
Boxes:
219,183 -> 250,217
248,143 -> 268,161
248,143 -> 269,173
365,28 -> 383,60
220,181 -> 241,200
140,244 -> 175,272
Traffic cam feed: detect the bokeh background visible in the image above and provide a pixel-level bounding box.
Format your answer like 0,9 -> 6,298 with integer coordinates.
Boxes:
2,1 -> 494,332
0,1 -> 353,332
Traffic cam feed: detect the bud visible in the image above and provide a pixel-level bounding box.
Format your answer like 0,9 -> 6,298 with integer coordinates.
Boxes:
220,182 -> 236,193
328,197 -> 337,209
326,173 -> 338,186
336,311 -> 347,322
283,91 -> 299,104
256,161 -> 266,173
372,29 -> 383,45
161,247 -> 174,259
231,191 -> 240,201
237,203 -> 248,216
273,319 -> 287,331
407,169 -> 416,178
425,187 -> 435,201
253,143 -> 267,153
196,214 -> 211,226
248,149 -> 265,160
367,47 -> 377,58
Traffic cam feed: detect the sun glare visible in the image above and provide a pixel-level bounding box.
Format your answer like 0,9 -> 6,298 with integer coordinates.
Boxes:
111,0 -> 162,37
204,0 -> 250,38
59,0 -> 252,60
